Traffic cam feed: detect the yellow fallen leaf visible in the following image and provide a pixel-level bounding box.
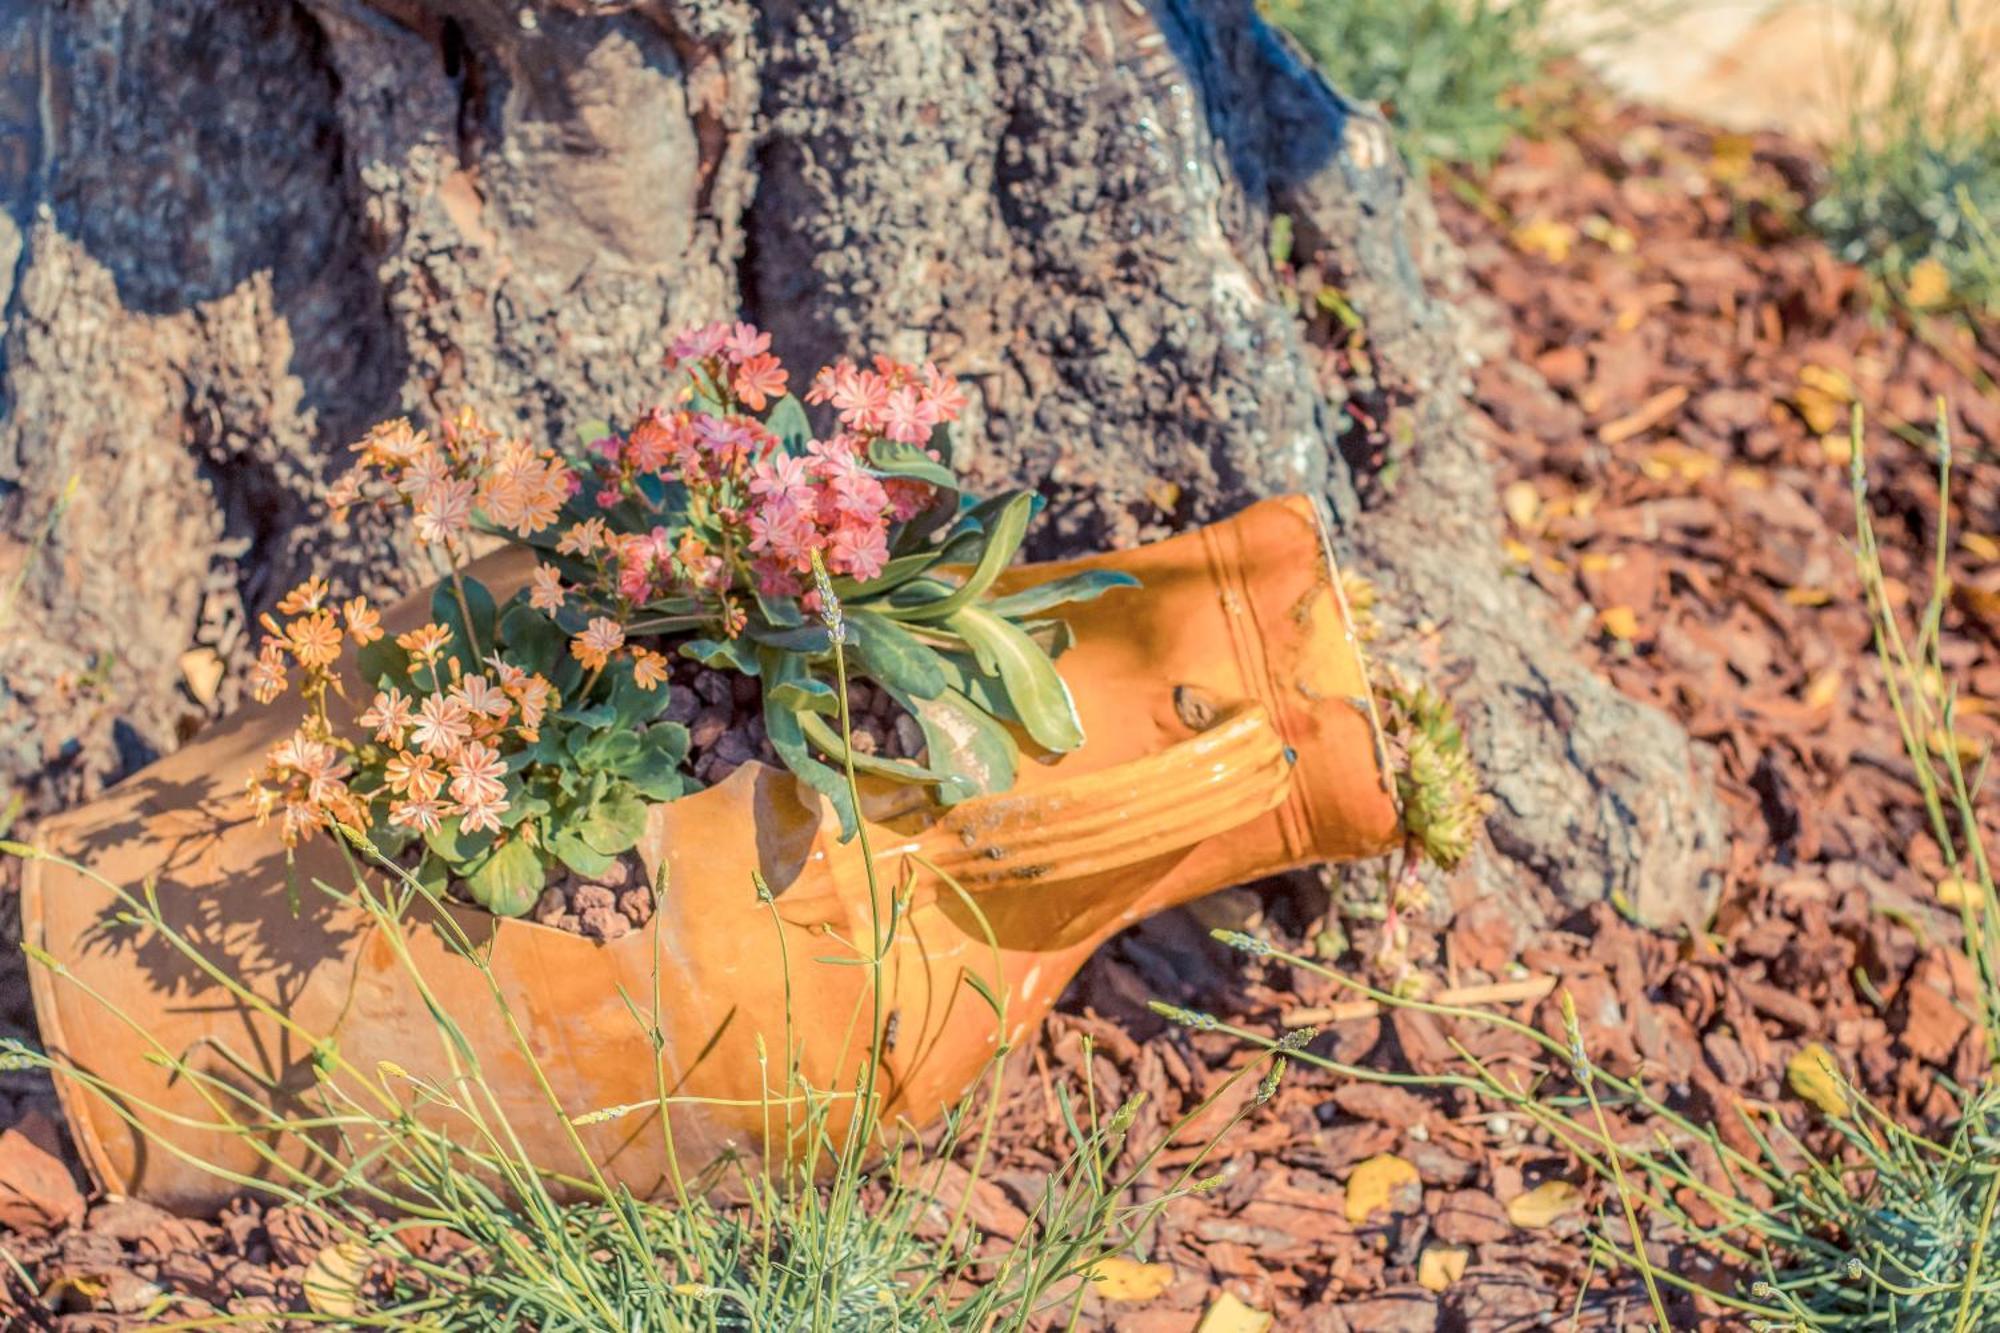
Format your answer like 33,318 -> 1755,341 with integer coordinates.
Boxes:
1937,875 -> 1987,914
1197,1291 -> 1274,1333
1793,363 -> 1853,435
1581,214 -> 1637,255
1786,1043 -> 1849,1117
1819,432 -> 1854,466
1804,669 -> 1842,711
1927,726 -> 1984,765
1085,1256 -> 1174,1301
1577,551 -> 1622,575
1344,1153 -> 1422,1224
1506,1180 -> 1582,1229
1502,537 -> 1535,569
1710,133 -> 1754,184
1502,480 -> 1541,530
1418,1246 -> 1470,1291
1514,217 -> 1577,263
1599,605 -> 1640,641
1963,532 -> 2000,564
303,1240 -> 373,1318
1784,586 -> 1832,607
1906,257 -> 1952,309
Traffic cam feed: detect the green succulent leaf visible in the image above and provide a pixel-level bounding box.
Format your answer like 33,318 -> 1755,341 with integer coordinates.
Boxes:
758,647 -> 858,839
356,636 -> 413,693
624,725 -> 691,800
422,816 -> 495,866
946,606 -> 1086,752
847,610 -> 948,699
885,684 -> 1019,805
981,570 -> 1139,619
550,829 -> 616,879
748,622 -> 834,653
574,419 -> 614,451
767,668 -> 839,716
766,394 -> 813,454
607,664 -> 673,727
680,637 -> 761,675
467,838 -> 545,918
867,437 -> 959,491
798,712 -> 953,785
892,492 -> 1033,623
577,789 -> 649,855
498,602 -> 566,677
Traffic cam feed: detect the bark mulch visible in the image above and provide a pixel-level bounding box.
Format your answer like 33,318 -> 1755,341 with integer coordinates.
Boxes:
2,86 -> 1997,1331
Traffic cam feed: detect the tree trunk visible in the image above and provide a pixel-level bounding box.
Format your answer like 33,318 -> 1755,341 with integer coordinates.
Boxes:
0,0 -> 1721,927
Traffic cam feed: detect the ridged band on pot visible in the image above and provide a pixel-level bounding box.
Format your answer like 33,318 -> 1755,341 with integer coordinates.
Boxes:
21,495 -> 1399,1211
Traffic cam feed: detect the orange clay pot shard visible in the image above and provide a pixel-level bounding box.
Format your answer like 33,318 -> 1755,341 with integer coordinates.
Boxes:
20,494 -> 1399,1211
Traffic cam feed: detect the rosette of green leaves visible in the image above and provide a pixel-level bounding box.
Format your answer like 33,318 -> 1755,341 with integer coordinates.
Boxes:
357,578 -> 688,918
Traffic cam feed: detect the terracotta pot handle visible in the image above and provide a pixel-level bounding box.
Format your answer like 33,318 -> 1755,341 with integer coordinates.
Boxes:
792,702 -> 1290,921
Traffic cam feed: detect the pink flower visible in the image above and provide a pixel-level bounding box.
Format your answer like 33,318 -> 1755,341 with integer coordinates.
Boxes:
921,363 -> 969,421
885,477 -> 934,521
881,385 -> 936,444
723,322 -> 771,364
747,498 -> 821,569
829,520 -> 891,582
748,453 -> 815,508
827,471 -> 890,524
829,368 -> 890,433
668,322 -> 729,365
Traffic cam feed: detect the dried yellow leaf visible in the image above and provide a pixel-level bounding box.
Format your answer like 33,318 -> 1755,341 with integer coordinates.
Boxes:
1963,532 -> 2000,564
1506,1180 -> 1582,1230
1196,1291 -> 1274,1333
1599,605 -> 1640,641
1085,1256 -> 1175,1302
1418,1246 -> 1470,1291
1783,586 -> 1832,607
1906,257 -> 1952,309
303,1240 -> 372,1318
1577,551 -> 1622,575
1937,875 -> 1987,914
1513,217 -> 1577,263
1804,669 -> 1842,711
1786,1042 -> 1849,1117
1502,537 -> 1535,569
1502,480 -> 1541,531
1344,1153 -> 1422,1224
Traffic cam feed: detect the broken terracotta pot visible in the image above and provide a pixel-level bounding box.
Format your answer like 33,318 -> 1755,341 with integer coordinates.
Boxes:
21,494 -> 1399,1210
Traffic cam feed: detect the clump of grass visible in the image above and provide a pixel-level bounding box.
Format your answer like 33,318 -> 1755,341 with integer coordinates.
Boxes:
1263,0 -> 1555,173
0,576 -> 1284,1329
1810,0 -> 2000,316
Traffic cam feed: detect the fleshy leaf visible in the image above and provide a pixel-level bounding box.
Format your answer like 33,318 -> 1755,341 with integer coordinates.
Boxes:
680,637 -> 761,675
576,790 -> 648,855
467,838 -> 545,918
946,606 -> 1085,752
848,610 -> 948,699
888,684 -> 1018,804
430,576 -> 498,670
867,437 -> 959,491
799,712 -> 952,784
766,394 -> 812,454
550,828 -> 615,879
758,647 -> 858,839
498,602 -> 565,676
982,570 -> 1139,619
893,493 -> 1033,623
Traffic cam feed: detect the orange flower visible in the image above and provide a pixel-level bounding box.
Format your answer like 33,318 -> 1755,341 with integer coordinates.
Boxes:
384,750 -> 444,802
278,577 -> 331,615
286,611 -> 344,670
397,623 -> 454,666
631,648 -> 670,691
359,687 -> 416,746
571,618 -> 625,671
557,518 -> 610,558
410,693 -> 472,758
529,565 -> 566,613
388,796 -> 444,833
343,596 -> 383,646
249,639 -> 289,704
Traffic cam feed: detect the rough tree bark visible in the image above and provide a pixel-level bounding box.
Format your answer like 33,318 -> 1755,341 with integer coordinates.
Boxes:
0,0 -> 1721,928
